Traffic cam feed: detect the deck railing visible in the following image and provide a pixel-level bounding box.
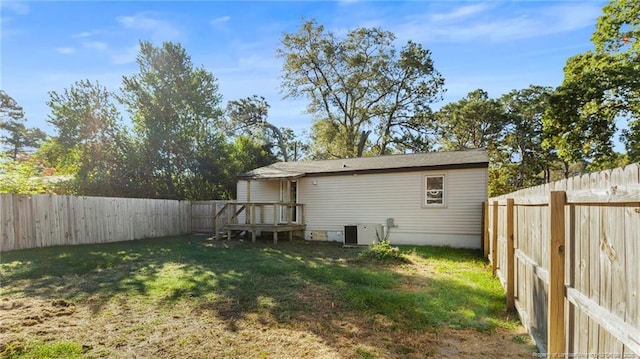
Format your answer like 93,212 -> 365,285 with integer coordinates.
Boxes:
214,201 -> 305,240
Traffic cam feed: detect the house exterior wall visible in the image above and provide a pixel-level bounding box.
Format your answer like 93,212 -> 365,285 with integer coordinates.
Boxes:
298,167 -> 487,248
237,167 -> 487,248
236,179 -> 280,223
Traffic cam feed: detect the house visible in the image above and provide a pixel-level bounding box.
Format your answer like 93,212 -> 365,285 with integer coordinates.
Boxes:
229,148 -> 488,248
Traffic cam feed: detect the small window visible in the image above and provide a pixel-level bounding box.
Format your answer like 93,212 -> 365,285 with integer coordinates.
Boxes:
424,175 -> 445,207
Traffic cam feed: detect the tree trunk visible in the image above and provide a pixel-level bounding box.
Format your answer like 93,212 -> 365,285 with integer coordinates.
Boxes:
356,130 -> 370,157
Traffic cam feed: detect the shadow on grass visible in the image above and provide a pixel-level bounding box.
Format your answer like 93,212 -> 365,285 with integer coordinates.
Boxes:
1,235 -> 515,355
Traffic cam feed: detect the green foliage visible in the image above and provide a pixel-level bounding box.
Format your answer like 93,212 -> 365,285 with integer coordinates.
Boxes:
544,0 -> 640,165
358,240 -> 407,261
279,19 -> 444,159
47,80 -> 136,197
436,89 -> 506,152
225,95 -> 303,162
0,153 -> 56,194
45,42 -> 240,200
120,41 -> 226,200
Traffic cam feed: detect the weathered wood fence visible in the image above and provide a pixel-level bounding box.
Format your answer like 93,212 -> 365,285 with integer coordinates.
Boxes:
0,194 -> 228,252
191,200 -> 229,233
485,163 -> 640,357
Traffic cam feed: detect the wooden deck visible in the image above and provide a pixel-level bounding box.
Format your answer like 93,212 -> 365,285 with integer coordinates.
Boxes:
224,223 -> 306,244
214,201 -> 306,244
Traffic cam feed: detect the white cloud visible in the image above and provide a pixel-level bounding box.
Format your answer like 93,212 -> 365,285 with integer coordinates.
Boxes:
0,1 -> 29,15
55,47 -> 75,55
116,13 -> 182,42
210,16 -> 230,26
394,3 -> 602,43
72,30 -> 105,39
428,4 -> 489,22
83,41 -> 109,51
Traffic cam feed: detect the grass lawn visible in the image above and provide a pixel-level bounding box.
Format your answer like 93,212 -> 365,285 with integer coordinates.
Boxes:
0,235 -> 535,358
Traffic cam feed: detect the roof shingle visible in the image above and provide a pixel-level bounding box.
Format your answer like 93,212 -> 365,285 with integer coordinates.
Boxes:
238,148 -> 489,180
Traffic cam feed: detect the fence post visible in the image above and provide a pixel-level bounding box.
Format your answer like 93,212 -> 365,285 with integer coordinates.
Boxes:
506,198 -> 515,311
483,201 -> 489,258
548,191 -> 567,356
491,200 -> 499,276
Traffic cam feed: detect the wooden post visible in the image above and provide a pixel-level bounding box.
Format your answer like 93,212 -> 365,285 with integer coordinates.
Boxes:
491,201 -> 498,276
273,203 -> 277,226
214,203 -> 219,240
506,198 -> 515,311
483,201 -> 489,258
548,191 -> 567,356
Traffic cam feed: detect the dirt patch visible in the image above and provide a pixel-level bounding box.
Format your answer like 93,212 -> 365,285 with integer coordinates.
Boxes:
0,297 -> 84,351
0,295 -> 534,358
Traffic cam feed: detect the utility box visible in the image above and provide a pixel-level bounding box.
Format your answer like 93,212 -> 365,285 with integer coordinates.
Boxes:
357,224 -> 381,245
344,224 -> 382,245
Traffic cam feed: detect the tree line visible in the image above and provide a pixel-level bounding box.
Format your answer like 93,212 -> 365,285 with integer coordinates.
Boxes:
1,0 -> 637,198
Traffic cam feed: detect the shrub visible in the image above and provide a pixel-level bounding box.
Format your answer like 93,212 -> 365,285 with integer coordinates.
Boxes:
358,240 -> 407,261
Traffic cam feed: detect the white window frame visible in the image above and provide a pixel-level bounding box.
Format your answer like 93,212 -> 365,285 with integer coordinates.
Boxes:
423,174 -> 446,208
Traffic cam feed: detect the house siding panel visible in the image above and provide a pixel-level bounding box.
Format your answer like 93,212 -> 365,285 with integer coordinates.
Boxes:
236,180 -> 281,223
297,168 -> 487,248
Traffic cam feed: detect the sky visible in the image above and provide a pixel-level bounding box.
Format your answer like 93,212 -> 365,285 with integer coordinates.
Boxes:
1,0 -> 607,138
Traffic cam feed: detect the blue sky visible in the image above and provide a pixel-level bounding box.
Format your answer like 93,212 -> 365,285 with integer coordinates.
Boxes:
1,0 -> 606,138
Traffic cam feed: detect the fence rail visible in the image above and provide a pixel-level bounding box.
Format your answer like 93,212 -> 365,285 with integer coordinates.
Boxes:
0,194 -> 230,251
486,163 -> 640,357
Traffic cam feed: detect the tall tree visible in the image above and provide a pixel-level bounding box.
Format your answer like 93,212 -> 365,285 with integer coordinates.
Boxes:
0,90 -> 46,159
120,41 -> 225,200
278,19 -> 444,158
501,86 -> 555,186
544,0 -> 640,166
47,80 -> 132,196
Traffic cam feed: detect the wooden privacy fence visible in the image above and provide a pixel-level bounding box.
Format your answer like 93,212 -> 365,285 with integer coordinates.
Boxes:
0,194 -> 207,251
191,200 -> 229,233
485,163 -> 640,357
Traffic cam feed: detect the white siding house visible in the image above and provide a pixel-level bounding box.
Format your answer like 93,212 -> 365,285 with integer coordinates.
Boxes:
236,149 -> 488,248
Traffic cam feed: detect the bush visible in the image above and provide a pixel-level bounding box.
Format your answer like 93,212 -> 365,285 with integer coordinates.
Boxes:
358,240 -> 406,261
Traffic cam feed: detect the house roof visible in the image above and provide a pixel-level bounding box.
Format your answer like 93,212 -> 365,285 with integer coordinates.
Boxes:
238,148 -> 489,180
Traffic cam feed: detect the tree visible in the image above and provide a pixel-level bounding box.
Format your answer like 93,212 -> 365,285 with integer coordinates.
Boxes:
435,89 -> 506,151
278,19 -> 444,158
47,80 -> 133,196
0,90 -> 47,159
501,86 -> 555,186
120,41 -> 226,200
434,89 -> 509,196
225,95 -> 290,161
544,0 -> 640,166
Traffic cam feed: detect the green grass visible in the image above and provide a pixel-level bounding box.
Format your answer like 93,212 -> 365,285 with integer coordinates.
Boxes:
0,236 -> 522,357
1,340 -> 85,359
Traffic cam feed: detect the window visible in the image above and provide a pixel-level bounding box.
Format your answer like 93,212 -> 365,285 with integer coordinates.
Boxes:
424,175 -> 445,207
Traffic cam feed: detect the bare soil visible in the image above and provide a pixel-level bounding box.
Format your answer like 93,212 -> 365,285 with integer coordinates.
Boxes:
0,294 -> 534,358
